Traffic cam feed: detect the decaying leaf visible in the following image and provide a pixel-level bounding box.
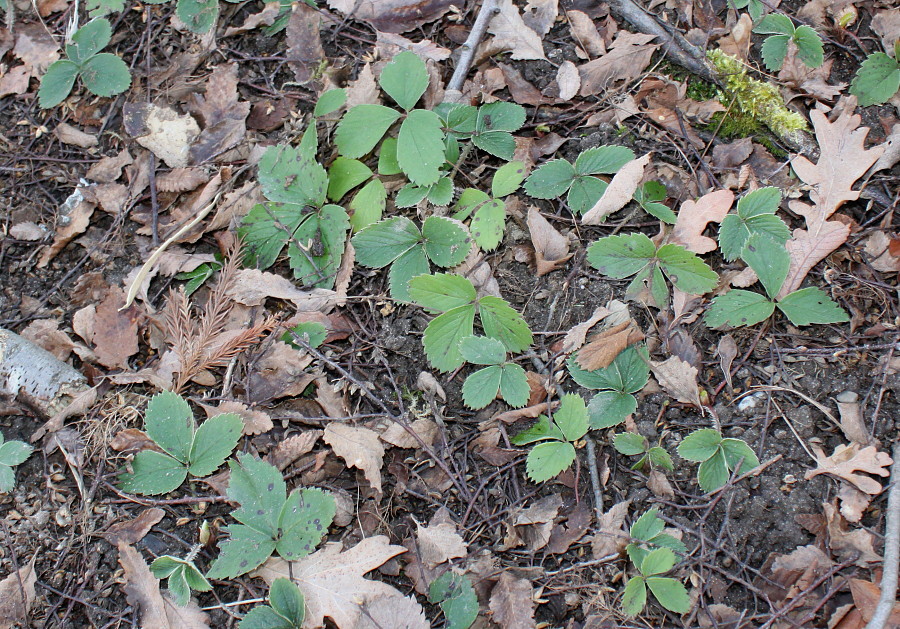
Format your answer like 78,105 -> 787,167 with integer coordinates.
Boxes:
102,508 -> 165,546
489,572 -> 535,629
560,306 -> 612,354
415,520 -> 468,567
188,64 -> 250,165
669,190 -> 734,254
822,501 -> 880,565
590,499 -> 631,559
324,423 -> 385,494
91,288 -> 141,369
0,557 -> 37,629
355,594 -> 431,629
123,103 -> 200,169
526,206 -> 572,276
834,391 -> 871,446
227,269 -> 337,311
805,443 -> 892,495
487,0 -> 547,61
253,536 -> 407,628
37,193 -> 96,268
578,31 -> 659,95
567,9 -> 605,57
502,494 -> 562,552
326,0 -> 457,33
555,60 -> 580,101
576,320 -> 644,371
649,355 -> 701,407
380,418 -> 439,449
286,3 -> 325,86
582,153 -> 651,224
848,578 -> 900,625
55,122 -> 98,148
266,431 -> 322,471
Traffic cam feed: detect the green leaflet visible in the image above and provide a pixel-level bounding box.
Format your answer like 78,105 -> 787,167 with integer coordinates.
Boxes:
850,53 -> 900,107
513,394 -> 587,482
429,573 -> 478,629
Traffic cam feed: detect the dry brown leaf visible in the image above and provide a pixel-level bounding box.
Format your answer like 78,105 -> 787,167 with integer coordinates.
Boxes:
92,288 -> 140,369
712,137 -> 753,170
862,230 -> 900,273
380,418 -> 439,449
837,483 -> 871,523
209,400 -> 273,436
188,64 -> 250,165
582,153 -> 651,224
523,0 -> 558,36
355,594 -> 431,629
717,334 -> 738,391
375,31 -> 451,64
252,536 -> 407,628
489,572 -> 535,629
118,542 -> 210,628
123,104 -> 200,169
848,578 -> 900,625
13,24 -> 59,77
452,246 -> 501,297
156,168 -> 209,193
649,355 -> 701,406
0,557 -> 37,629
416,521 -> 468,567
669,189 -> 734,254
102,508 -> 165,546
286,3 -> 325,86
9,222 -> 46,241
647,469 -> 675,498
316,379 -> 349,419
578,31 -> 659,95
805,443 -> 892,495
345,63 -> 381,108
591,500 -> 631,559
490,402 -> 552,426
778,45 -> 845,102
870,9 -> 900,54
37,195 -> 95,268
567,10 -> 605,57
761,544 -> 833,606
246,341 -> 315,402
526,206 -> 572,276
266,431 -> 322,471
324,423 -> 384,493
717,13 -> 753,61
504,494 -> 562,552
20,319 -> 74,361
487,0 -> 547,60
560,306 -> 612,354
576,321 -> 644,371
55,122 -> 98,148
779,215 -> 850,297
822,502 -> 880,565
222,1 -> 279,36
545,502 -> 592,555
227,268 -> 336,311
834,391 -> 871,446
0,64 -> 30,99
326,0 -> 455,33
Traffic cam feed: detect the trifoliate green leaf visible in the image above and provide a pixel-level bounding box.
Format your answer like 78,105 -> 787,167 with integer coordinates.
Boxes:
648,447 -> 674,471
471,199 -> 506,251
492,161 -> 527,197
427,177 -> 454,206
741,233 -> 789,299
379,51 -> 428,111
776,287 -> 849,326
429,572 -> 478,629
327,157 -> 372,202
258,145 -> 328,207
268,578 -> 305,625
462,365 -> 503,409
227,453 -> 286,536
459,335 -> 506,365
567,345 -> 650,394
656,244 -> 719,294
394,183 -> 430,208
314,88 -> 346,117
523,159 -> 576,199
719,212 -> 790,262
720,438 -> 760,473
850,53 -> 900,106
567,175 -> 608,214
207,524 -> 276,579
177,0 -> 218,32
0,439 -> 32,467
349,178 -> 386,232
614,432 -> 648,456
118,450 -> 188,495
793,25 -> 824,68
587,233 -> 656,278
698,449 -> 730,492
397,109 -> 445,186
188,413 -> 242,477
753,13 -> 794,35
640,548 -> 676,576
622,577 -> 648,616
554,394 -> 588,442
574,145 -> 635,175
634,181 -> 676,223
704,290 -> 775,329
498,364 -> 529,408
526,441 -> 576,482
38,60 -> 80,108
409,273 -> 476,312
287,204 -> 349,289
238,203 -> 303,269
677,429 -> 722,462
335,104 -> 401,158
630,507 -> 665,542
66,18 -> 112,64
587,390 -> 637,429
422,216 -> 470,267
389,247 -> 430,302
511,415 -> 566,445
646,577 -> 690,613
478,296 -> 533,353
145,391 -> 194,463
353,217 -> 421,268
421,306 -> 476,372
453,188 -> 491,221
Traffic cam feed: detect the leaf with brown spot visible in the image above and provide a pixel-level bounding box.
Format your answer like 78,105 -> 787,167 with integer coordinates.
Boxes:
0,556 -> 37,629
582,153 -> 651,224
805,443 -> 893,495
526,206 -> 572,276
489,572 -> 535,629
324,423 -> 384,493
669,189 -> 733,254
576,321 -> 644,371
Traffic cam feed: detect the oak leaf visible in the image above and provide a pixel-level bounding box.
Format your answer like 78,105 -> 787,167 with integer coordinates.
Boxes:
252,536 -> 407,628
416,521 -> 468,567
324,423 -> 384,493
805,443 -> 892,495
670,190 -> 734,254
489,572 -> 535,629
487,0 -> 547,61
649,355 -> 701,407
355,594 -> 431,629
590,499 -> 631,559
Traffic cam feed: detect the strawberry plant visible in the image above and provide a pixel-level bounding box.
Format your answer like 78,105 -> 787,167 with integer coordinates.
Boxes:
677,429 -> 760,492
451,160 -> 528,251
428,572 -> 478,629
567,344 -> 650,429
408,273 -> 532,372
239,578 -> 305,629
149,550 -> 212,606
633,181 -> 676,224
752,14 -> 824,71
717,187 -> 790,262
0,432 -> 33,492
850,45 -> 900,107
458,336 -> 529,410
39,18 -> 131,108
206,454 -> 335,579
511,393 -> 588,482
614,432 -> 674,472
118,392 -> 242,495
622,508 -> 689,616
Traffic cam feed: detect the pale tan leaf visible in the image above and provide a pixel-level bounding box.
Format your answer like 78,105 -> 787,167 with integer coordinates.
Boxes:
375,31 -> 451,64
505,494 -> 561,552
779,217 -> 850,297
354,594 -> 431,629
13,23 -> 59,77
416,521 -> 468,567
222,1 -> 279,37
649,355 -> 701,406
0,64 -> 30,99
523,0 -> 557,36
560,306 -> 611,354
489,572 -> 535,629
102,508 -> 165,546
206,400 -> 273,436
837,483 -> 871,523
578,31 -> 659,95
717,334 -> 738,391
870,9 -> 900,55
123,104 -> 200,169
266,431 -> 322,471
834,391 -> 871,446
325,0 -> 456,33
55,122 -> 98,148
287,3 -> 325,86
567,10 -> 605,57
488,0 -> 547,61
345,63 -> 380,108
37,196 -> 95,268
316,379 -> 348,419
156,168 -> 209,193
20,319 -> 74,361
227,269 -> 337,311
0,557 -> 37,629
526,207 -> 572,276
324,423 -> 384,493
590,500 -> 631,559
252,536 -> 407,628
380,418 -> 439,449
647,469 -> 675,498
582,153 -> 651,224
670,189 -> 734,254
822,502 -> 880,565
805,443 -> 892,495
118,542 -> 210,629
9,221 -> 46,241
862,230 -> 900,274
452,246 -> 501,297
555,60 -> 581,101
576,321 -> 644,371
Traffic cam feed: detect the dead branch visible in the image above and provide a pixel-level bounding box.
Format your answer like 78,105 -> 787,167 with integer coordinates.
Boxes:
866,439 -> 900,629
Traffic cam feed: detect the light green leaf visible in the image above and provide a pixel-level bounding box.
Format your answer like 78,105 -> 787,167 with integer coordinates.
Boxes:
394,183 -> 430,208
630,507 -> 665,542
760,34 -> 791,71
720,213 -> 790,262
283,321 -> 327,349
471,130 -> 516,160
377,137 -> 402,175
634,181 -> 676,223
677,429 -> 722,462
422,216 -> 470,267
327,157 -> 372,202
741,233 -> 789,299
287,204 -> 349,289
753,13 -> 794,35
38,60 -> 80,108
409,273 -> 476,312
397,109 -> 445,186
640,547 -> 676,576
471,199 -> 506,251
793,26 -> 824,68
118,450 -> 187,495
0,466 -> 14,493
614,432 -> 647,456
145,391 -> 194,463
478,296 -> 533,353
526,441 -> 576,482
477,101 -> 526,132
389,247 -> 430,302
587,391 -> 637,429
656,244 -> 719,294
776,287 -> 849,326
737,187 -> 781,217
453,188 -> 491,221
498,364 -> 529,408
554,393 -> 588,442
176,0 -> 218,32
353,216 -> 421,268
349,179 -> 386,232
422,305 -> 476,372
188,413 -> 242,477
511,415 -> 566,445
183,561 -> 212,593
0,440 -> 32,467
492,161 -> 527,197
206,524 -> 276,579
574,145 -> 635,175
720,438 -> 760,473
379,51 -> 428,110
458,335 -> 506,365
438,103 -> 478,134
258,145 -> 328,207
704,290 -> 775,329
427,177 -> 454,206
428,572 -> 478,629
568,345 -> 650,394
698,449 -> 730,492
66,18 -> 112,64
587,233 -> 656,278
567,176 -> 608,214
461,365 -> 503,409
150,556 -> 183,579
238,203 -> 303,269
269,578 -> 305,625
227,453 -> 285,536
850,53 -> 900,107
165,565 -> 192,607
335,104 -> 401,158
276,488 -> 334,561
314,88 -> 346,117
646,577 -> 691,614
523,159 -> 576,199
87,0 -> 125,18
622,577 -> 648,616
648,447 -> 674,471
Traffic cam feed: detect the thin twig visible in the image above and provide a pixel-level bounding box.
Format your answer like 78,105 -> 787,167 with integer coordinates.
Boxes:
866,439 -> 900,629
445,0 -> 500,96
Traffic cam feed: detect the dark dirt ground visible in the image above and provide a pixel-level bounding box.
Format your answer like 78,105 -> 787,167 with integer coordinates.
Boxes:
1,0 -> 899,628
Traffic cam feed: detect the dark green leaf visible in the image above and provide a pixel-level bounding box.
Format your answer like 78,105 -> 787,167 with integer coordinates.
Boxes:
740,233 -> 789,299
227,453 -> 286,536
409,273 -> 476,312
588,391 -> 638,428
471,199 -> 506,251
394,183 -> 430,208
428,572 -> 478,629
422,216 -> 470,267
574,145 -> 635,175
567,176 -> 608,214
118,450 -> 187,495
523,159 -> 575,199
656,244 -> 719,295
283,322 -> 328,350
646,577 -> 690,614
760,34 -> 791,71
421,306 -> 477,372
477,102 -> 526,132
188,413 -> 242,477
377,137 -> 402,175
478,296 -> 533,353
335,105 -> 401,158
239,605 -> 295,629
38,60 -> 80,108
613,432 -> 647,456
66,18 -> 112,64
206,524 -> 276,579
379,51 -> 428,110
776,287 -> 849,326
526,441 -> 576,482
276,488 -> 335,561
287,205 -> 349,289
258,145 -> 328,207
145,391 -> 194,463
753,13 -> 794,35
587,233 -> 656,278
698,449 -> 730,492
704,290 -> 775,329
353,216 -> 421,268
677,429 -> 722,462
793,25 -> 824,68
511,415 -> 566,445
554,393 -> 588,442
622,576 -> 647,616
471,130 -> 516,160
427,177 -> 454,206
239,202 -> 305,269
268,578 -> 305,625
348,179 -> 386,232
850,53 -> 900,106
492,161 -> 527,197
388,246 -> 430,302
498,364 -> 530,408
326,157 -> 372,202
640,547 -> 676,576
458,335 -> 506,365
720,438 -> 760,473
